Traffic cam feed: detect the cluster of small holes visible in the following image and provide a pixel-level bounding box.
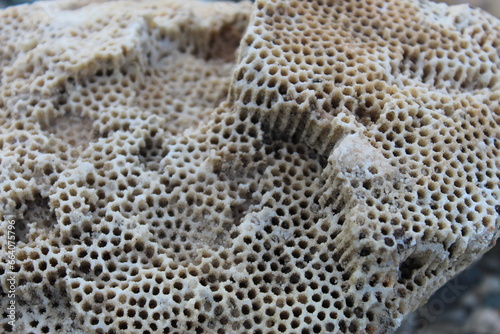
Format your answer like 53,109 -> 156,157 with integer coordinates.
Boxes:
6,104 -> 352,334
1,0 -> 499,334
230,0 -> 500,332
0,1 -> 252,333
232,0 -> 499,135
0,283 -> 84,333
369,92 -> 500,250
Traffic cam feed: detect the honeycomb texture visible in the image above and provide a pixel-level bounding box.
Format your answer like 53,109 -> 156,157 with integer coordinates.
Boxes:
1,0 -> 499,333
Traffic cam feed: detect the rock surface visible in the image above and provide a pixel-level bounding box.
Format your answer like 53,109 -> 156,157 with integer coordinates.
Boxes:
0,0 -> 499,333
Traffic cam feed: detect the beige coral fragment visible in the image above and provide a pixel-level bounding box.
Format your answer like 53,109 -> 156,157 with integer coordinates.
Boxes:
0,0 -> 499,334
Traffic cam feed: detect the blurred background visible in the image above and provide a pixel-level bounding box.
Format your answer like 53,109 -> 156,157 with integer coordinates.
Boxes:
437,0 -> 500,17
1,0 -> 36,7
0,0 -> 499,334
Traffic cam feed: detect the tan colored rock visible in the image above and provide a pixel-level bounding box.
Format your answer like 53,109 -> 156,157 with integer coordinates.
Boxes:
0,0 -> 499,333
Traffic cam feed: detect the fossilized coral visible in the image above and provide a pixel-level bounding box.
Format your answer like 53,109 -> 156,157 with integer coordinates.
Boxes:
0,0 -> 499,333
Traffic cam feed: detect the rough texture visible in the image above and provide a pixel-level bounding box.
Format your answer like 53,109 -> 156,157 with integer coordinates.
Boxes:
0,0 -> 499,334
436,0 -> 500,18
396,242 -> 500,334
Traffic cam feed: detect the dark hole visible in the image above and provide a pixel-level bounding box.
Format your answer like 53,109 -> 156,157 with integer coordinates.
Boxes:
399,255 -> 424,281
360,248 -> 371,257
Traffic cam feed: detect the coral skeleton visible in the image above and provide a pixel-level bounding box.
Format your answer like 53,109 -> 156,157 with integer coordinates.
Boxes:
0,0 -> 499,333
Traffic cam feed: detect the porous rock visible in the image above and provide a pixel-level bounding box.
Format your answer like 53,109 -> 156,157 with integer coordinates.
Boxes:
0,0 -> 499,333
